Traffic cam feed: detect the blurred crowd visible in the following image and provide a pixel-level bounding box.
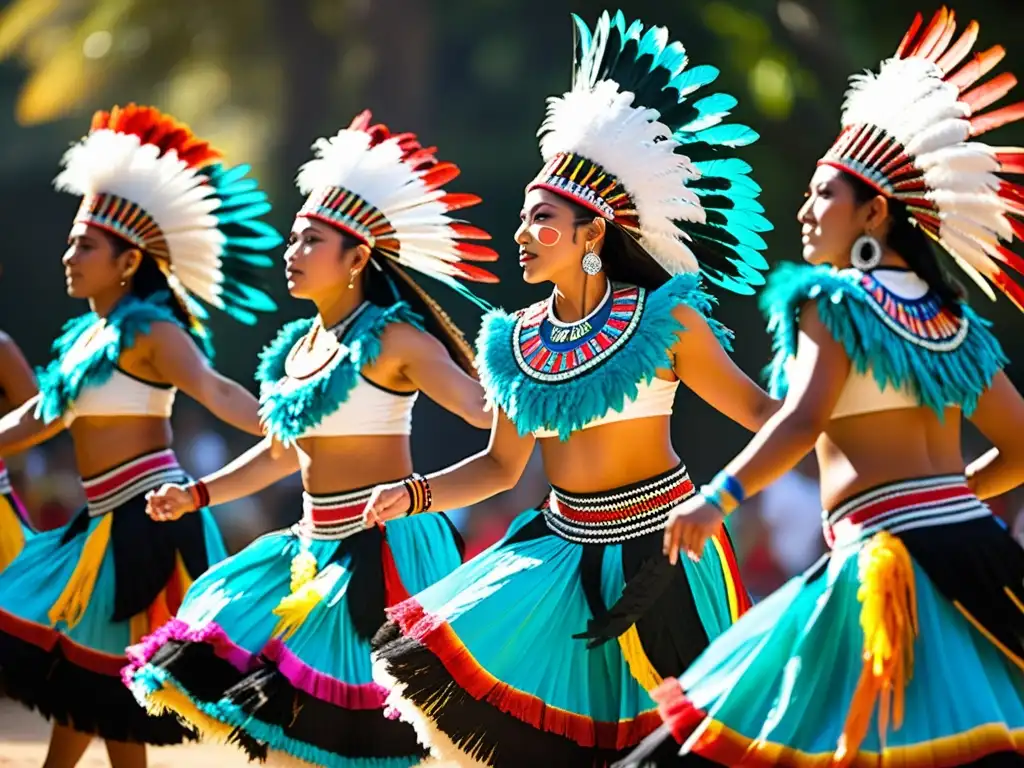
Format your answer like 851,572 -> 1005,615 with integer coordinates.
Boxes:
8,400 -> 1021,601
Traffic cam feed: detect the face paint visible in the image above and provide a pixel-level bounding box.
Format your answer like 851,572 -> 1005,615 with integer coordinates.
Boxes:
531,224 -> 562,247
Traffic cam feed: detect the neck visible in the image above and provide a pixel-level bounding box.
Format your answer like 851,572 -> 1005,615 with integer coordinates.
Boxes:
315,287 -> 365,330
88,287 -> 131,318
876,245 -> 908,270
551,272 -> 609,322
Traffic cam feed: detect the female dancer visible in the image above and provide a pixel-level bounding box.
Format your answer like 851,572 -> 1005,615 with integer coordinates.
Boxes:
624,8 -> 1024,766
365,12 -> 778,767
0,330 -> 38,569
0,104 -> 280,767
127,110 -> 500,768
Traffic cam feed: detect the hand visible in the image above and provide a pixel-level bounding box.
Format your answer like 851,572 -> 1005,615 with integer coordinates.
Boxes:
663,495 -> 725,566
146,483 -> 195,522
362,482 -> 412,528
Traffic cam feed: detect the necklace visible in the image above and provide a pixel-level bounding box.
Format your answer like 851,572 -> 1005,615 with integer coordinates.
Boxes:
284,302 -> 369,380
858,270 -> 968,352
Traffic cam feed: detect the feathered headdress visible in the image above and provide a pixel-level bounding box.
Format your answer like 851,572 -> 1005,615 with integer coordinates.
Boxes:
528,11 -> 773,295
54,104 -> 281,342
820,7 -> 1024,309
295,110 -> 498,307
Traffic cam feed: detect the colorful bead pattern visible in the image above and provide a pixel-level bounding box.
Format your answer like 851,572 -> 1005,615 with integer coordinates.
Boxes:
512,282 -> 646,383
858,270 -> 969,352
76,193 -> 170,264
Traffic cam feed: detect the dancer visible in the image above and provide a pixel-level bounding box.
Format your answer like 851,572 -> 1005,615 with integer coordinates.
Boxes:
0,330 -> 38,569
127,110 -> 500,768
0,104 -> 280,767
365,12 -> 778,767
621,8 -> 1024,766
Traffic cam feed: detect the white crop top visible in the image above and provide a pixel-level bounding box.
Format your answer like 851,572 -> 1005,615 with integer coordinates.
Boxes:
532,377 -> 678,439
274,373 -> 418,439
65,367 -> 176,425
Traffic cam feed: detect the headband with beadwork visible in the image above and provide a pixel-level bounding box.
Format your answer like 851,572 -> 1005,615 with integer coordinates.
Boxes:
820,7 -> 1024,310
55,104 -> 281,331
527,11 -> 773,295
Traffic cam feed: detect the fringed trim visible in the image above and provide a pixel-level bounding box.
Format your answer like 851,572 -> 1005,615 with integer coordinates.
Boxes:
262,638 -> 389,709
476,272 -> 733,440
838,532 -> 918,765
760,263 -> 1007,417
618,625 -> 663,692
0,494 -> 26,571
47,513 -> 112,629
138,671 -> 240,743
35,293 -> 197,425
256,303 -> 425,444
0,607 -> 125,676
123,618 -> 259,687
386,598 -> 662,750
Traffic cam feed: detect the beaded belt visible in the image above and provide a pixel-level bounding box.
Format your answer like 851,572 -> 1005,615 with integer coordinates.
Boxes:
83,449 -> 187,517
0,459 -> 10,496
823,474 -> 990,549
543,464 -> 695,544
293,487 -> 374,541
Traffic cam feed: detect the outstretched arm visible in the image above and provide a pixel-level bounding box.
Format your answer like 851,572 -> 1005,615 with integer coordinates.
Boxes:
144,322 -> 263,436
966,371 -> 1024,500
664,304 -> 849,562
0,396 -> 66,456
671,305 -> 780,432
148,436 -> 300,521
0,332 -> 38,406
364,406 -> 535,524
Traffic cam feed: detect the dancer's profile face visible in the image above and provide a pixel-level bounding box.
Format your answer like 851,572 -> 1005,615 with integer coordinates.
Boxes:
62,222 -> 140,299
515,188 -> 602,285
797,165 -> 878,267
284,216 -> 368,301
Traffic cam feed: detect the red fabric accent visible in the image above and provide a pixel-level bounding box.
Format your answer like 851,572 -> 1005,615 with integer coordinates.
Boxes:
0,607 -> 125,676
387,598 -> 662,750
381,532 -> 411,608
650,678 -> 705,744
307,501 -> 364,526
83,452 -> 178,500
712,529 -> 752,616
841,485 -> 971,527
552,480 -> 695,524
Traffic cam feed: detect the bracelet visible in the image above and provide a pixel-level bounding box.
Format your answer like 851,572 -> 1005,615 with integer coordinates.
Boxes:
186,480 -> 211,511
401,473 -> 432,516
701,471 -> 745,515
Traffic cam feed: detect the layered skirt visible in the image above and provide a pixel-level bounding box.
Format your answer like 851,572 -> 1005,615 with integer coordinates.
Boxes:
0,458 -> 33,571
125,485 -> 466,768
0,448 -> 226,744
371,464 -> 750,767
621,475 -> 1024,768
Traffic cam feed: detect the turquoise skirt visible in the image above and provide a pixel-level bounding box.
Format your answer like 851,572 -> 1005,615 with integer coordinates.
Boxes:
126,487 -> 465,768
620,475 -> 1024,768
0,448 -> 226,744
372,465 -> 749,767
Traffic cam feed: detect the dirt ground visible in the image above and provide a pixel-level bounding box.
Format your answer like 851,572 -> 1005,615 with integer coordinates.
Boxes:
0,698 -> 252,767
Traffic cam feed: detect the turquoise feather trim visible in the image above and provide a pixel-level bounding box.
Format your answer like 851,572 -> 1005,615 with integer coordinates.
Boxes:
761,263 -> 1007,417
477,273 -> 732,440
256,302 -> 425,444
34,293 -> 185,425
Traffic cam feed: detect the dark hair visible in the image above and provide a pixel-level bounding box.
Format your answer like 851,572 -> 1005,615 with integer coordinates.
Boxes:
842,171 -> 965,312
338,232 -> 476,375
100,230 -> 194,331
560,197 -> 672,290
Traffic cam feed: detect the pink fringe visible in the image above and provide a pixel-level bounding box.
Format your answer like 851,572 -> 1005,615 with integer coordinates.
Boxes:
122,618 -> 259,687
263,638 -> 387,710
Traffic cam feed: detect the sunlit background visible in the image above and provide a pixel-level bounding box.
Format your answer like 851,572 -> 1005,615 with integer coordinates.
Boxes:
0,0 -> 1021,600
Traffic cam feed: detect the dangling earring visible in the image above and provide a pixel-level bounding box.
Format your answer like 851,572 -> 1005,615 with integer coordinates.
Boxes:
581,245 -> 602,276
348,268 -> 359,289
850,233 -> 882,271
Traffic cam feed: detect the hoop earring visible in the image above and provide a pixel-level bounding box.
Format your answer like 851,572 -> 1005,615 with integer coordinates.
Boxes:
581,246 -> 602,276
851,234 -> 882,271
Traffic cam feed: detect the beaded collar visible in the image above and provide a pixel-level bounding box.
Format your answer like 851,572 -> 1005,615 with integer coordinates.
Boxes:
512,281 -> 645,383
857,269 -> 968,352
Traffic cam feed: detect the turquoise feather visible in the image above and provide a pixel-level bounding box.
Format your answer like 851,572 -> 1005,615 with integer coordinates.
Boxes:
761,263 -> 1007,417
35,293 -> 187,425
256,303 -> 425,444
476,273 -> 732,441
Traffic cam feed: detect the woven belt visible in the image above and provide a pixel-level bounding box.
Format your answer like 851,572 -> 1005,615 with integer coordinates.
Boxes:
543,464 -> 694,544
83,449 -> 187,517
293,488 -> 374,541
823,474 -> 990,549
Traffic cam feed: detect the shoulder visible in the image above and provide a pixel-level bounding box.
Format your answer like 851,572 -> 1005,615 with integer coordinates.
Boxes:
378,321 -> 443,360
0,331 -> 20,357
760,263 -> 862,315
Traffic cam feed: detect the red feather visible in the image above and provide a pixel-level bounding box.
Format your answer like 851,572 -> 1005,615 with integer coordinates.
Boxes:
990,243 -> 1024,276
895,12 -> 924,58
420,162 -> 460,191
438,193 -> 482,212
452,261 -> 499,283
962,72 -> 1017,114
91,104 -> 220,168
347,110 -> 374,133
449,223 -> 492,242
996,152 -> 1024,174
910,7 -> 951,61
936,20 -> 979,73
1009,217 -> 1024,241
969,101 -> 1024,136
949,45 -> 1006,91
990,267 -> 1024,311
920,8 -> 957,62
454,242 -> 499,261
